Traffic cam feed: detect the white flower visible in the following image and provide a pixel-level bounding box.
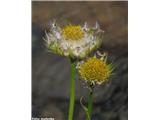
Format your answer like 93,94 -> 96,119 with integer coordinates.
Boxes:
44,21 -> 104,59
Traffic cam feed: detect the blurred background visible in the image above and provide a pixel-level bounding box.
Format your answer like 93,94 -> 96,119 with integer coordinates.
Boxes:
32,1 -> 128,120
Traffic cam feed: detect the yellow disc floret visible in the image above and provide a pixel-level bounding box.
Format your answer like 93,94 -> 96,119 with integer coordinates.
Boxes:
79,58 -> 112,85
62,25 -> 84,40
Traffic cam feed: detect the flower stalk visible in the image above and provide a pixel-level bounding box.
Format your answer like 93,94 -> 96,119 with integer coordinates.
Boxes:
68,59 -> 76,120
87,88 -> 93,120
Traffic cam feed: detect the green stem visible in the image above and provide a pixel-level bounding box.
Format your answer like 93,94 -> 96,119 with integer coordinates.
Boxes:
86,90 -> 93,120
68,60 -> 76,120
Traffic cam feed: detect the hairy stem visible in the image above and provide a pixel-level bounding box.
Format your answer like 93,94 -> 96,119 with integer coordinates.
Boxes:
68,60 -> 76,120
86,89 -> 93,120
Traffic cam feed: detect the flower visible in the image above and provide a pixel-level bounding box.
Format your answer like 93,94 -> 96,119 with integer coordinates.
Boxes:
77,52 -> 113,85
44,21 -> 104,59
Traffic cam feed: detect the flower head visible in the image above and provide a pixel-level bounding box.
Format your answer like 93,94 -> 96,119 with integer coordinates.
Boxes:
78,52 -> 113,85
44,21 -> 104,59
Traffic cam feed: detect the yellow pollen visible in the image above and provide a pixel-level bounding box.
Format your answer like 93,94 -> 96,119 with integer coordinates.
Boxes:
79,58 -> 112,84
62,25 -> 84,40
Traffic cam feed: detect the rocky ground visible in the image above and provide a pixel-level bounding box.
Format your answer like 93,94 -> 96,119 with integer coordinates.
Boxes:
32,1 -> 128,120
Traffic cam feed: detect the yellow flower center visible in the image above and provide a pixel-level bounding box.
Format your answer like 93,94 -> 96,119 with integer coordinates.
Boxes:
79,58 -> 112,84
62,25 -> 84,40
